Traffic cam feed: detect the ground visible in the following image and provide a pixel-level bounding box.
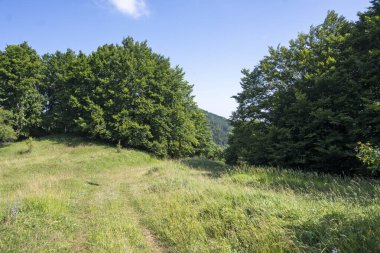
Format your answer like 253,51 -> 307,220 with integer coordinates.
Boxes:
1,135 -> 379,252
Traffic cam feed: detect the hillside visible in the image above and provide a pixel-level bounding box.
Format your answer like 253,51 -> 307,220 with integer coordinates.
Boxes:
204,110 -> 232,146
1,136 -> 379,252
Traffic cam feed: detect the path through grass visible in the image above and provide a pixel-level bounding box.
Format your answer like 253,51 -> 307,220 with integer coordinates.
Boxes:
0,136 -> 162,252
1,136 -> 379,252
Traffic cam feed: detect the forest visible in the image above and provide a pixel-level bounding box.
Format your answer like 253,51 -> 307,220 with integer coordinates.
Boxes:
226,2 -> 380,175
0,2 -> 379,174
204,110 -> 232,146
0,38 -> 220,159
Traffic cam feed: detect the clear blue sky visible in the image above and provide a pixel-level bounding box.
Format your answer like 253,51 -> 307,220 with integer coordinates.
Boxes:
0,0 -> 371,117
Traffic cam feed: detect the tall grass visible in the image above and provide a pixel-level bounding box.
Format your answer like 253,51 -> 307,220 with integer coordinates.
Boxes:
0,135 -> 159,252
0,136 -> 379,252
127,160 -> 380,252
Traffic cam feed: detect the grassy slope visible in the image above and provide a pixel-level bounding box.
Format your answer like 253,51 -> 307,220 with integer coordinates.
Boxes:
1,136 -> 379,252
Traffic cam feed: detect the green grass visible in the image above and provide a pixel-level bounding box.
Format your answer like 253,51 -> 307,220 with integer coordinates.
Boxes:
1,135 -> 379,252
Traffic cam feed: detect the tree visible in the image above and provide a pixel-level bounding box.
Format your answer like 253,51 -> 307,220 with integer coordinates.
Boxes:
350,0 -> 380,145
0,38 -> 214,158
41,37 -> 213,158
42,50 -> 92,133
0,42 -> 44,137
227,6 -> 379,174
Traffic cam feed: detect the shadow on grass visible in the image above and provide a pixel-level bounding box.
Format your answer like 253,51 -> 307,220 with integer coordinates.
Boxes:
0,142 -> 13,149
229,167 -> 380,205
181,158 -> 230,178
40,134 -> 106,148
17,150 -> 31,155
86,181 -> 101,186
291,212 -> 380,252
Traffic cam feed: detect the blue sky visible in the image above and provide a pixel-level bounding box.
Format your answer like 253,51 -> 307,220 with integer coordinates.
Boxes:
0,0 -> 371,117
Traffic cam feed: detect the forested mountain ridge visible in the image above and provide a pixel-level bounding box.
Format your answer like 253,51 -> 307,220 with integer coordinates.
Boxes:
203,110 -> 232,146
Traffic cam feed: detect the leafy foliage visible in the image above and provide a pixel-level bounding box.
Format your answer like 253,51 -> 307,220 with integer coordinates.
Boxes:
41,49 -> 90,133
0,38 -> 213,158
227,3 -> 380,174
0,107 -> 16,142
0,43 -> 44,137
356,142 -> 380,173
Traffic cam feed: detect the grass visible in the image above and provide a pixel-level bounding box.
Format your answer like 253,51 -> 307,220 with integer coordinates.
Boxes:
1,135 -> 379,252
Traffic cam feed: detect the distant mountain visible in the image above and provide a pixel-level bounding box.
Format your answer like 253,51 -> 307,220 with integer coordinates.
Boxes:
203,110 -> 232,146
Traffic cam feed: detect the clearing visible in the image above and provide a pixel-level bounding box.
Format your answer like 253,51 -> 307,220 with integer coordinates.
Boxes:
0,136 -> 379,252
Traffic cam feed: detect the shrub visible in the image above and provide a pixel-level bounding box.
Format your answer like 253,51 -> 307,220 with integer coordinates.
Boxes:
25,137 -> 34,153
356,142 -> 380,173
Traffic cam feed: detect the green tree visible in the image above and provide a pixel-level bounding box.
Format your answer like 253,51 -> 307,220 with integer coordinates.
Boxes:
227,6 -> 379,174
42,50 -> 92,133
0,42 -> 44,137
57,37 -> 213,158
350,0 -> 380,145
0,38 -> 213,158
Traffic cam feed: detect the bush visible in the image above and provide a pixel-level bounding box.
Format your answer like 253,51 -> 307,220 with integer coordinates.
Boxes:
25,137 -> 34,153
356,142 -> 380,173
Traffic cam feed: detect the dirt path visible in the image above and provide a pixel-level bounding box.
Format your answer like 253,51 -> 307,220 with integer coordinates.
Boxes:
141,227 -> 166,253
95,168 -> 167,253
61,168 -> 167,253
116,169 -> 167,253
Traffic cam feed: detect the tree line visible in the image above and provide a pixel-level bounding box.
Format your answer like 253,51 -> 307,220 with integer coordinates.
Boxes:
0,37 -> 220,158
1,1 -> 379,174
226,1 -> 380,174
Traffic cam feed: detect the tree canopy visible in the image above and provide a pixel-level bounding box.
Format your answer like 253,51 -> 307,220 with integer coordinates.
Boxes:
0,42 -> 44,137
227,1 -> 380,174
0,38 -> 214,158
0,107 -> 16,143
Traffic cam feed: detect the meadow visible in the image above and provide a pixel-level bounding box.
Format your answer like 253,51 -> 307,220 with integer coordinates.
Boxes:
1,136 -> 379,252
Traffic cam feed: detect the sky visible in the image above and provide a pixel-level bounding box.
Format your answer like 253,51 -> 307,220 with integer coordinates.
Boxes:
0,0 -> 372,117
